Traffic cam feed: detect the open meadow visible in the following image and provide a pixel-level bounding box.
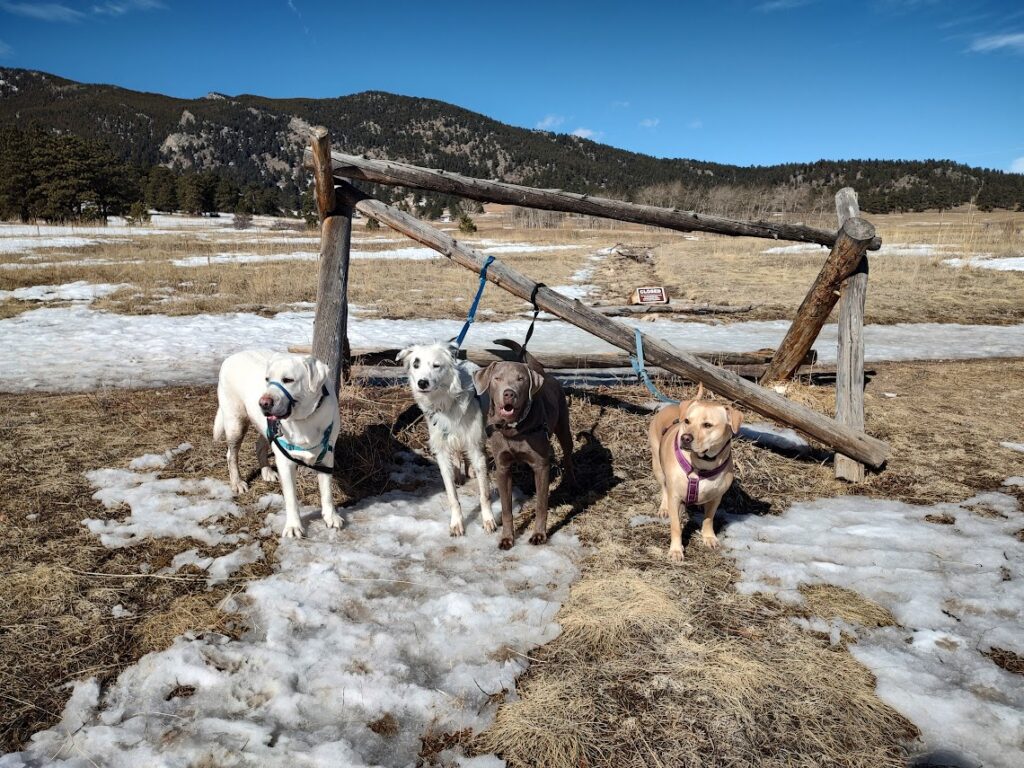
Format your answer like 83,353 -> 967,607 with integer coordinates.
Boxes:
1,207 -> 1022,767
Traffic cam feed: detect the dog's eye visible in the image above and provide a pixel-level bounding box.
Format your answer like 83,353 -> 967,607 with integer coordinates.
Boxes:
703,422 -> 713,429
283,378 -> 294,384
265,377 -> 269,382
683,418 -> 690,425
432,363 -> 440,369
413,358 -> 420,368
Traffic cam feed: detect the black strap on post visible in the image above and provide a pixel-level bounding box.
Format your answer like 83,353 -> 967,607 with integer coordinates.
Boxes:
519,282 -> 545,361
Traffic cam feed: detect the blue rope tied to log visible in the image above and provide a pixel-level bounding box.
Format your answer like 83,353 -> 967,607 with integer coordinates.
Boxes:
454,255 -> 495,349
629,327 -> 679,404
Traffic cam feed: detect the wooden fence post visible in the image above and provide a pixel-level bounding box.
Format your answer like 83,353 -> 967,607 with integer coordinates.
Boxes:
760,216 -> 876,383
834,188 -> 868,481
309,127 -> 352,391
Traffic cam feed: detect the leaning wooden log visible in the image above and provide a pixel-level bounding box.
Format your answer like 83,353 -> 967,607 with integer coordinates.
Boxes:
302,149 -> 881,251
834,188 -> 869,482
332,181 -> 890,469
288,345 -> 817,370
760,216 -> 877,384
309,127 -> 353,389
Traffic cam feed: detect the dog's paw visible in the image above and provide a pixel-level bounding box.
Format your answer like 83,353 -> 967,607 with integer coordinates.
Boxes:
657,505 -> 670,519
281,523 -> 305,539
668,546 -> 684,563
481,515 -> 497,533
701,532 -> 720,550
323,513 -> 343,530
498,537 -> 514,550
261,467 -> 279,483
529,531 -> 548,546
449,520 -> 465,537
231,480 -> 249,495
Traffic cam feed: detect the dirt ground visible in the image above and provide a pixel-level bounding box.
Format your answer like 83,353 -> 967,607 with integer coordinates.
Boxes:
2,357 -> 1022,763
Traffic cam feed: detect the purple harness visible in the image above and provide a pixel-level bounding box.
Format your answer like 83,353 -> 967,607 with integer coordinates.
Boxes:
674,440 -> 732,506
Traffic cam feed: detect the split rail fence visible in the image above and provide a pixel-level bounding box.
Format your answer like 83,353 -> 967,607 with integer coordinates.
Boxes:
303,130 -> 885,477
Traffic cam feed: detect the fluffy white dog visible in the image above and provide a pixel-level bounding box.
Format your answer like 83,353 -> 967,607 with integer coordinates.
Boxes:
214,350 -> 341,539
397,342 -> 496,536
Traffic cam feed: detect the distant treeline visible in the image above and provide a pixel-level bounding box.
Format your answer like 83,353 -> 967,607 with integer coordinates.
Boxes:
0,126 -> 297,223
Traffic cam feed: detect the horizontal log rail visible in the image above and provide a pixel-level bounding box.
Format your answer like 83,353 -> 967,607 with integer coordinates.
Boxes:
303,149 -> 882,251
331,181 -> 890,469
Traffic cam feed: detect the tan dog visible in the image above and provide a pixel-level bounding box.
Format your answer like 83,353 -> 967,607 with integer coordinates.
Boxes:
473,339 -> 574,549
649,384 -> 742,562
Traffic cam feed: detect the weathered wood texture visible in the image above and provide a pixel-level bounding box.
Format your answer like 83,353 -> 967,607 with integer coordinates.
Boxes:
834,187 -> 868,481
288,345 -> 817,370
760,216 -> 877,383
312,210 -> 353,388
333,181 -> 889,468
309,128 -> 352,389
303,149 -> 882,251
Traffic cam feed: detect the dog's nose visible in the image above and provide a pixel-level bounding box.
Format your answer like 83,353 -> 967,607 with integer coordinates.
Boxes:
502,388 -> 516,400
417,379 -> 429,390
680,433 -> 694,445
258,395 -> 273,413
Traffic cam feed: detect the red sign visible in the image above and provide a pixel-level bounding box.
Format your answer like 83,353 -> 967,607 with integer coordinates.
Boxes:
632,286 -> 668,305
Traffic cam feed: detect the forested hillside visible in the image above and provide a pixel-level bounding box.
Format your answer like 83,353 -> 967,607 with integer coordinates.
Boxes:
1,66 -> 1021,222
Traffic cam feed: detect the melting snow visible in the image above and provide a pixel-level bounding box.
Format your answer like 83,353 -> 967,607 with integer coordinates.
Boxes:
726,491 -> 1024,768
3,306 -> 1024,393
945,255 -> 1024,271
0,281 -> 129,303
1001,442 -> 1024,454
2,455 -> 581,767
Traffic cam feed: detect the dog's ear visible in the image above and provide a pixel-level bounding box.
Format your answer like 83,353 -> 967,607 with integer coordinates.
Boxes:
473,363 -> 496,396
445,341 -> 459,360
676,383 -> 704,421
528,369 -> 545,397
305,356 -> 329,392
727,406 -> 744,435
395,347 -> 413,364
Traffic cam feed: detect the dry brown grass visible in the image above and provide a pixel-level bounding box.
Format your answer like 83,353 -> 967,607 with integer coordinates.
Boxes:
1,344 -> 1021,760
799,585 -> 896,628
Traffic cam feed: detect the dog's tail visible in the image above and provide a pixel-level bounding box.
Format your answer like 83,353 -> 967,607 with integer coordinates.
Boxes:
213,407 -> 226,442
493,338 -> 545,374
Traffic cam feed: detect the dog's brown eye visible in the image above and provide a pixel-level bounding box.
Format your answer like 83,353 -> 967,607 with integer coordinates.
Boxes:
703,422 -> 712,429
283,377 -> 294,384
413,359 -> 420,368
264,377 -> 269,383
683,418 -> 690,425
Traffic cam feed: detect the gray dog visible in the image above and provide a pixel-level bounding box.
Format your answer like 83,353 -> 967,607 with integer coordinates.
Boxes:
473,339 -> 574,549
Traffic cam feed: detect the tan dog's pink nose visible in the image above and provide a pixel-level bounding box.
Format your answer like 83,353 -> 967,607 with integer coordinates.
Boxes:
259,395 -> 274,413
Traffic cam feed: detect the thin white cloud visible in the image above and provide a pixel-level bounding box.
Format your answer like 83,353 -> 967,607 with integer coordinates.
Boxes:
639,118 -> 660,128
688,119 -> 703,129
969,32 -> 1024,53
92,0 -> 164,15
757,0 -> 815,12
535,114 -> 565,130
0,2 -> 84,22
571,127 -> 599,139
610,100 -> 631,109
1011,157 -> 1024,174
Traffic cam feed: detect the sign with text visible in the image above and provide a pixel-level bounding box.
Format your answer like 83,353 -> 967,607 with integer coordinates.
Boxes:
630,286 -> 669,305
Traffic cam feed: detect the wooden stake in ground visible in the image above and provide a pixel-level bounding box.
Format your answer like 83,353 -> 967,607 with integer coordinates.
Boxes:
304,149 -> 882,251
761,216 -> 877,384
309,127 -> 352,389
333,181 -> 890,469
834,188 -> 868,482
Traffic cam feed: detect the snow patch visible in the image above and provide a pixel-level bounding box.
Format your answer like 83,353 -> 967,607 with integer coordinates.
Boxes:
727,491 -> 1024,768
127,442 -> 193,470
6,458 -> 581,766
944,255 -> 1024,271
0,281 -> 129,303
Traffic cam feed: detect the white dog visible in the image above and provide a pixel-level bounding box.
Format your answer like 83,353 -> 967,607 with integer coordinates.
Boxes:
397,342 -> 496,536
214,350 -> 341,539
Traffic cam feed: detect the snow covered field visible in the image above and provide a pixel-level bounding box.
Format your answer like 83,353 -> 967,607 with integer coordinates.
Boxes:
2,304 -> 1023,392
726,489 -> 1024,768
0,449 -> 579,767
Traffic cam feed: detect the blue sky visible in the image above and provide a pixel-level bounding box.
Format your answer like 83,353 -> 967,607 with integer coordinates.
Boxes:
0,0 -> 1022,171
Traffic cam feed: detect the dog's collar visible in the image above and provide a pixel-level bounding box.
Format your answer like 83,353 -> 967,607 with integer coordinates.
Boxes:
489,397 -> 547,439
269,382 -> 330,421
674,438 -> 732,506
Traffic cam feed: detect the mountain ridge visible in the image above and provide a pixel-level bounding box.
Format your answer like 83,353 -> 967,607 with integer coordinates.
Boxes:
1,66 -> 1022,214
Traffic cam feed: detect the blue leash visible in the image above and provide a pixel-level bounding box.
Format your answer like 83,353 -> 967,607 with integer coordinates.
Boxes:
629,328 -> 679,404
454,255 -> 495,349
